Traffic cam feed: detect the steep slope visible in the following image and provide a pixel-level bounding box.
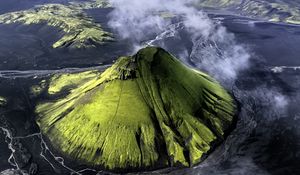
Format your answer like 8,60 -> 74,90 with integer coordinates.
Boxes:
35,47 -> 236,171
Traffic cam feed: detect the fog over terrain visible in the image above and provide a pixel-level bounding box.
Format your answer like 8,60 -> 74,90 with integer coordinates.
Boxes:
109,5 -> 291,174
1,0 -> 299,174
108,0 -> 288,110
108,0 -> 250,81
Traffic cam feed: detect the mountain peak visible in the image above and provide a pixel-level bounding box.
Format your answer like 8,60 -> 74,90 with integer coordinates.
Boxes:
35,47 -> 237,172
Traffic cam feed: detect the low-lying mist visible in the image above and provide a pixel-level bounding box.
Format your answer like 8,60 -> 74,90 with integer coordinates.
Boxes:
107,0 -> 289,117
108,0 -> 250,83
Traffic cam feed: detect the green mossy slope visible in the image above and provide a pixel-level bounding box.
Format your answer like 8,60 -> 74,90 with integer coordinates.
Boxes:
194,0 -> 300,24
0,3 -> 113,49
35,47 -> 236,171
0,96 -> 6,106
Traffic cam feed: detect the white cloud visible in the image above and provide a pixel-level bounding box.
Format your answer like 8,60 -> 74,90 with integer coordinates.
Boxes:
108,0 -> 250,83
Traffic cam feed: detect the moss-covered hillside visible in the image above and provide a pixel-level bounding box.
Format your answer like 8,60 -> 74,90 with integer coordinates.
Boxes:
194,0 -> 300,24
0,96 -> 6,106
0,3 -> 113,49
35,47 -> 236,171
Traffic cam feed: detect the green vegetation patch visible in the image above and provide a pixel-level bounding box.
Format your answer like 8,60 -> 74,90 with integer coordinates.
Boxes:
35,47 -> 236,171
0,3 -> 113,49
70,0 -> 111,9
194,0 -> 300,25
0,96 -> 7,106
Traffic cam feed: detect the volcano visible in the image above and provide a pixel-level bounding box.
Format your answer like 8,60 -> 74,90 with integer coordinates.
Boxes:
35,47 -> 236,172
